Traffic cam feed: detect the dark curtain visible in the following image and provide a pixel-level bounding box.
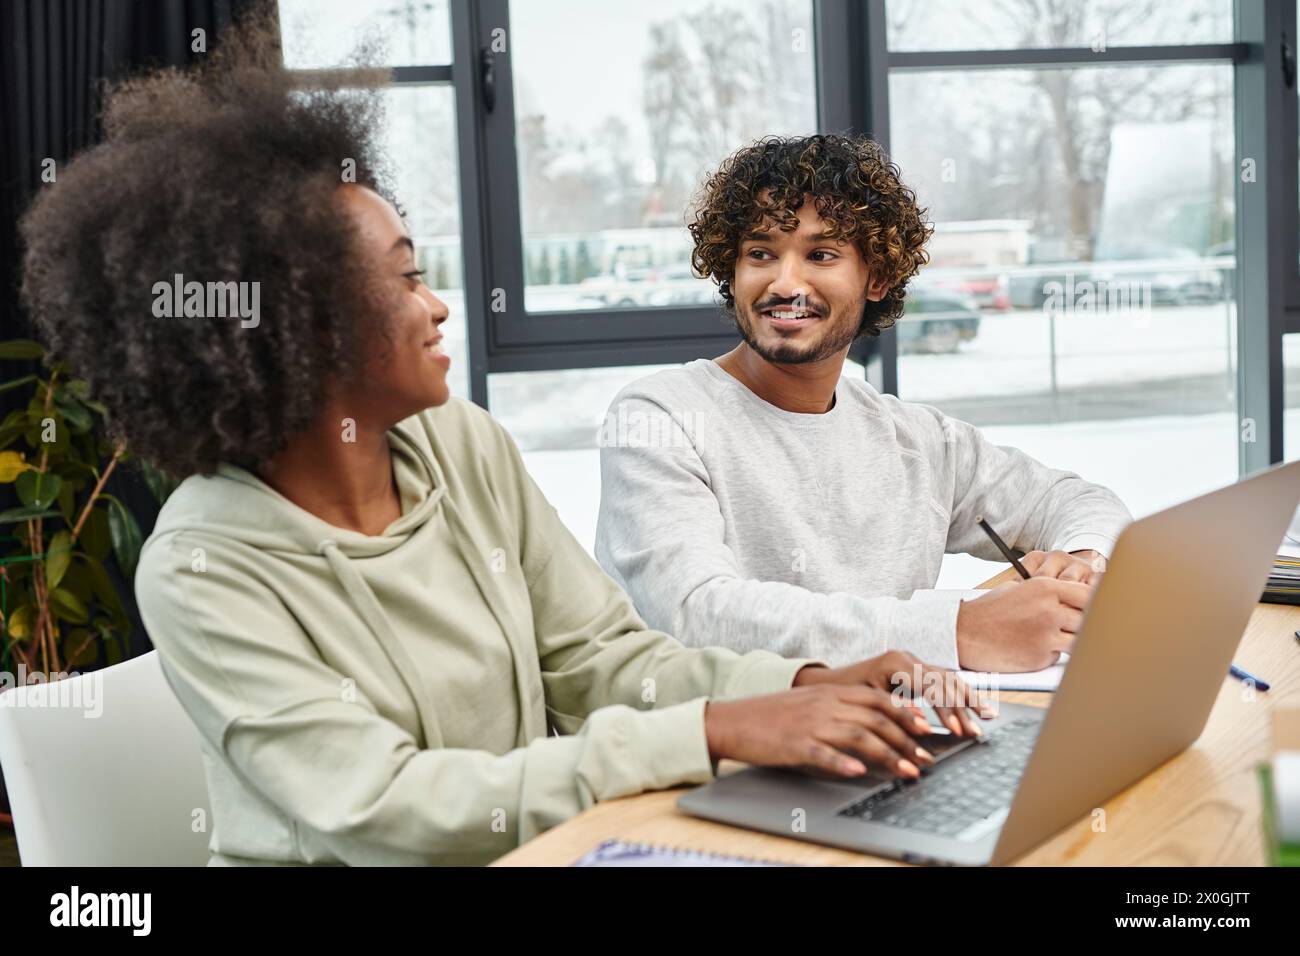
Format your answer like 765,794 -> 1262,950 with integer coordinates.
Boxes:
0,0 -> 266,660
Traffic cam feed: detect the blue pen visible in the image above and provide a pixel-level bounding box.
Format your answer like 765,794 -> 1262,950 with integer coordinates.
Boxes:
1229,664 -> 1269,691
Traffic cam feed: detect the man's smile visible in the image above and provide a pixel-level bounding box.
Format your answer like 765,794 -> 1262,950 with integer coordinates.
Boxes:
759,305 -> 820,331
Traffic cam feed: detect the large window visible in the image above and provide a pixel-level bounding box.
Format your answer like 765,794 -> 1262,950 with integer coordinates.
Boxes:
890,62 -> 1237,515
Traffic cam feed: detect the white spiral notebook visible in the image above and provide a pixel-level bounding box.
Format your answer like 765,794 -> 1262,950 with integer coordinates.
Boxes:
957,657 -> 1068,692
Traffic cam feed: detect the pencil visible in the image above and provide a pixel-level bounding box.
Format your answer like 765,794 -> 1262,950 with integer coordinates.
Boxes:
975,515 -> 1031,580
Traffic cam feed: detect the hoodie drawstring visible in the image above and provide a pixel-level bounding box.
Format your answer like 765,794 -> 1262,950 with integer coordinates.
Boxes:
317,532 -> 446,749
436,492 -> 546,744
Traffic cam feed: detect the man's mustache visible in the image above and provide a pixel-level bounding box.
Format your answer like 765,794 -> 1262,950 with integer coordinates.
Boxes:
751,298 -> 828,316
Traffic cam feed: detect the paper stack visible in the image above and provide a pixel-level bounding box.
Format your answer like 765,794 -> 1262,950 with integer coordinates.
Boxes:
1265,534 -> 1300,606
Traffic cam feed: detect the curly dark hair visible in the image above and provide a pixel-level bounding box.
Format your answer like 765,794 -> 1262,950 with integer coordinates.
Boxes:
18,10 -> 397,478
688,133 -> 933,338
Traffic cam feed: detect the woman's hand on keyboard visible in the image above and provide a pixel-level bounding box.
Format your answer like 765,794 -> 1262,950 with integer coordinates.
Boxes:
795,650 -> 996,739
706,680 -> 947,780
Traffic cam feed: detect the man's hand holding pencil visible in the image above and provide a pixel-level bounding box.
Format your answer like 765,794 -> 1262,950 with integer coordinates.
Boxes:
952,517 -> 1104,673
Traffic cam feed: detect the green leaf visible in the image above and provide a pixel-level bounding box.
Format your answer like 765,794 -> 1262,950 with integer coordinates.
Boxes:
48,587 -> 89,624
107,499 -> 142,577
45,530 -> 73,590
0,505 -> 59,524
15,470 -> 62,510
5,604 -> 37,640
57,478 -> 75,523
0,413 -> 27,448
0,374 -> 38,394
0,340 -> 44,360
81,554 -> 124,614
92,617 -> 126,665
26,415 -> 68,457
80,505 -> 111,560
52,393 -> 94,434
138,459 -> 179,505
58,555 -> 93,603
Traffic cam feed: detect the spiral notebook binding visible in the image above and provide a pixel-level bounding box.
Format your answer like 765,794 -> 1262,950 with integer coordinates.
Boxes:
573,838 -> 794,867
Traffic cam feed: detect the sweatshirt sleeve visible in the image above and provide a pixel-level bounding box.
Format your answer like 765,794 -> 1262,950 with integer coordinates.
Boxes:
481,411 -> 816,727
919,404 -> 1133,561
136,530 -> 793,867
593,395 -> 971,669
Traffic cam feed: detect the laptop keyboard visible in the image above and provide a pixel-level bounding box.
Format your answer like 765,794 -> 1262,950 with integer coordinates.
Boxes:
836,717 -> 1041,839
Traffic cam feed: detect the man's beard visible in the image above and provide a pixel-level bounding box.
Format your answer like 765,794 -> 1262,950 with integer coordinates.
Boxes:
732,301 -> 861,364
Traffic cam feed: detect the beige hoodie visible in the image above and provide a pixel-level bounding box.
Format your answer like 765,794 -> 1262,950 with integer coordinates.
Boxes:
136,398 -> 813,865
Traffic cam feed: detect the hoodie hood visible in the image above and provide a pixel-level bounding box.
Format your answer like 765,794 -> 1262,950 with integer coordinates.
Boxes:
151,417 -> 447,559
146,412 -> 523,753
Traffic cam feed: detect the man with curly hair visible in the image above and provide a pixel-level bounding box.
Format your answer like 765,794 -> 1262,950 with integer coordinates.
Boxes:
596,134 -> 1131,675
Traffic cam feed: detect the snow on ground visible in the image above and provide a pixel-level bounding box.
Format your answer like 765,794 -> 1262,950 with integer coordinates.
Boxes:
901,302 -> 1240,404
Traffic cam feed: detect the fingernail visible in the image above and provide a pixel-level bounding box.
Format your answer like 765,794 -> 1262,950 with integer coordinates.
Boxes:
899,759 -> 920,778
971,723 -> 984,736
915,747 -> 934,763
947,715 -> 962,735
914,716 -> 931,731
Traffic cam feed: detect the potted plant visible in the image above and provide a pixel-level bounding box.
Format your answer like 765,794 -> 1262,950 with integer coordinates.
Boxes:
0,337 -> 176,824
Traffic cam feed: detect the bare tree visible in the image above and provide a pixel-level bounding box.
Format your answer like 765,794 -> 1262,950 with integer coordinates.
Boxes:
972,0 -> 1226,257
640,0 -> 816,221
642,21 -> 691,205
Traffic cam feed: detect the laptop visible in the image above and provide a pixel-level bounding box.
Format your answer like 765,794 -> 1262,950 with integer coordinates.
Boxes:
678,458 -> 1300,866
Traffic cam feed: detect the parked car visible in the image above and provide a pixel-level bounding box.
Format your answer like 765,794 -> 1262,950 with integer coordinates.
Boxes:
1010,243 -> 1227,309
641,266 -> 717,307
1089,246 -> 1223,305
897,286 -> 982,354
574,269 -> 657,309
1008,255 -> 1074,309
574,266 -> 716,309
935,273 -> 1010,311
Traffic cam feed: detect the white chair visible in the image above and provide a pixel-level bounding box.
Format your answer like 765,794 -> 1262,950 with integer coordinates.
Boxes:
0,650 -> 212,865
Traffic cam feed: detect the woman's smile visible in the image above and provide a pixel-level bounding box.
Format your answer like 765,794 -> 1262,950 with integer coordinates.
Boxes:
423,334 -> 451,368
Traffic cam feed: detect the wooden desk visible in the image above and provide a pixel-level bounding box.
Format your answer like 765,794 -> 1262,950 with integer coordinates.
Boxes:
496,569 -> 1300,866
